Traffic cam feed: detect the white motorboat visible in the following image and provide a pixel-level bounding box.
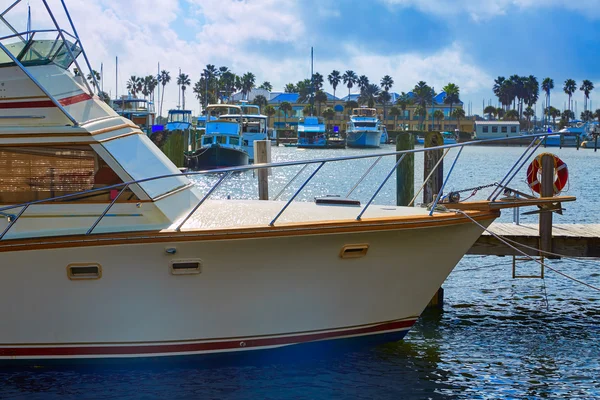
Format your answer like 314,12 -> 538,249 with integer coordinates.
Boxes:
0,0 -> 574,363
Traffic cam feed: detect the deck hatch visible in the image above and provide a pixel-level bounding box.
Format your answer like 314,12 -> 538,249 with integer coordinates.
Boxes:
170,260 -> 202,275
67,263 -> 102,280
339,244 -> 369,259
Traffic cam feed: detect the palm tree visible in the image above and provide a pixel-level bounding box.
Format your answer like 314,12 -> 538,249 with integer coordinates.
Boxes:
563,79 -> 577,111
380,75 -> 394,92
258,81 -> 273,91
126,76 -> 139,97
314,90 -> 328,116
412,81 -> 435,130
219,71 -> 237,103
302,104 -> 312,116
357,75 -> 369,92
158,70 -> 171,117
581,110 -> 594,122
541,77 -> 554,127
549,106 -> 561,128
496,107 -> 505,120
279,101 -> 292,127
241,72 -> 256,100
193,79 -> 208,112
358,83 -> 380,108
396,92 -> 412,130
312,72 -> 324,92
342,70 -> 358,100
452,108 -> 466,131
523,106 -> 534,130
86,70 -> 100,90
433,110 -> 444,131
177,72 -> 191,110
378,90 -> 391,123
389,106 -> 401,130
414,106 -> 427,131
345,100 -> 358,118
561,109 -> 574,126
523,75 -> 539,110
322,107 -> 335,128
484,105 -> 496,120
284,83 -> 296,93
442,83 -> 460,120
264,105 -> 276,119
253,94 -> 268,111
504,109 -> 519,121
328,70 -> 341,100
580,79 -> 594,111
296,79 -> 312,103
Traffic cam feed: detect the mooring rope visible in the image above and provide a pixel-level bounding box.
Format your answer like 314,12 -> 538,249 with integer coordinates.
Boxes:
455,210 -> 600,293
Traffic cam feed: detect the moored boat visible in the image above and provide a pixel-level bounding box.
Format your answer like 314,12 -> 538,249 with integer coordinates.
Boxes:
185,104 -> 249,170
0,0 -> 576,364
297,116 -> 327,148
346,108 -> 383,148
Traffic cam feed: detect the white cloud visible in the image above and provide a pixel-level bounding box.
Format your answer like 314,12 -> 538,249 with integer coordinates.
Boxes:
382,0 -> 600,21
318,43 -> 493,96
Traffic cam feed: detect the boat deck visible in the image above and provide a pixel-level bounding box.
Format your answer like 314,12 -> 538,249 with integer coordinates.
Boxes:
176,200 -> 432,231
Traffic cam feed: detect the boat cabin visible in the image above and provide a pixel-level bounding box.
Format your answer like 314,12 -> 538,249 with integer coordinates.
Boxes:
0,11 -> 202,239
475,121 -> 520,139
111,98 -> 155,134
201,105 -> 244,147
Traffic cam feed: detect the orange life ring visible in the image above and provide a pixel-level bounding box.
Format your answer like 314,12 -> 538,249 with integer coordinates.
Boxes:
526,153 -> 568,195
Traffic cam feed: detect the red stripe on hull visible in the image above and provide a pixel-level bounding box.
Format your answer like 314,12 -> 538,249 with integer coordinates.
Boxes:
0,319 -> 416,358
0,93 -> 92,109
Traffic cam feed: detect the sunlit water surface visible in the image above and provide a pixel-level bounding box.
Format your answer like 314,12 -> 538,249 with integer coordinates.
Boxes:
1,145 -> 599,399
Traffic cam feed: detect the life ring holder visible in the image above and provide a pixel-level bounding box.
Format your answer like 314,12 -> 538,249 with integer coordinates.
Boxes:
526,153 -> 568,195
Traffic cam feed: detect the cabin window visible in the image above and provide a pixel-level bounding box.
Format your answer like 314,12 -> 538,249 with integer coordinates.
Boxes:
492,126 -> 498,133
482,126 -> 489,133
229,136 -> 240,146
0,146 -> 138,204
511,126 -> 517,133
203,136 -> 213,145
501,126 -> 507,133
217,136 -> 227,144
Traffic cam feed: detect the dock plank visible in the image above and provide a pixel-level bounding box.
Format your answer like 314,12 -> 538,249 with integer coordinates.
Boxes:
470,223 -> 600,258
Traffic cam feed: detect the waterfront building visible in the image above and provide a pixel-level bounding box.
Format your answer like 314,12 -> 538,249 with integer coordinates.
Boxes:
264,90 -> 474,135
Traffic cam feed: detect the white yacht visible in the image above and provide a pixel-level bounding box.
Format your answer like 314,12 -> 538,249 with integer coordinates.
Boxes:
0,0 -> 573,363
346,108 -> 383,148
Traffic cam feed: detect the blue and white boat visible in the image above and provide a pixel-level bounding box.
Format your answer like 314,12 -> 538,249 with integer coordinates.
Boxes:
297,116 -> 327,148
543,122 -> 595,147
346,108 -> 382,148
236,104 -> 268,161
416,131 -> 457,145
185,105 -> 249,170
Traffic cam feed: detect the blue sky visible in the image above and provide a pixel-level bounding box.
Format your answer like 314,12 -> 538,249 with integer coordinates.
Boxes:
15,0 -> 600,116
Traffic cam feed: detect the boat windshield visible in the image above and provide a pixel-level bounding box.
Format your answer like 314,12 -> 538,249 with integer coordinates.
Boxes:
168,111 -> 191,123
354,122 -> 377,128
353,108 -> 376,117
0,38 -> 82,69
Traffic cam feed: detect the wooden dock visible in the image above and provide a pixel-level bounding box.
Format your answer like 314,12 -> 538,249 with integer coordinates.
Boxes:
469,223 -> 600,258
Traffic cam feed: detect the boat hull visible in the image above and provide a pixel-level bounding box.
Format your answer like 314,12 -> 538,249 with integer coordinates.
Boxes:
185,145 -> 249,170
346,131 -> 382,148
0,214 -> 493,363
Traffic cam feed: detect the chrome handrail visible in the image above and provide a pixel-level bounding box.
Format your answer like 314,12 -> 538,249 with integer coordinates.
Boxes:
0,133 -> 551,240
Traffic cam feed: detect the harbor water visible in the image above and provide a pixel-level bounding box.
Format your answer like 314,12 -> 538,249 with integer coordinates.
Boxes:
1,145 -> 599,399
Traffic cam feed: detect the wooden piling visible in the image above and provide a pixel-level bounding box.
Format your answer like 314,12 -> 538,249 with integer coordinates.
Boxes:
255,140 -> 270,200
423,132 -> 444,204
396,133 -> 414,206
539,154 -> 555,258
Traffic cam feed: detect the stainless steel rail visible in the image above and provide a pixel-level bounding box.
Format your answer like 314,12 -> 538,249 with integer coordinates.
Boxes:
0,133 -> 552,240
